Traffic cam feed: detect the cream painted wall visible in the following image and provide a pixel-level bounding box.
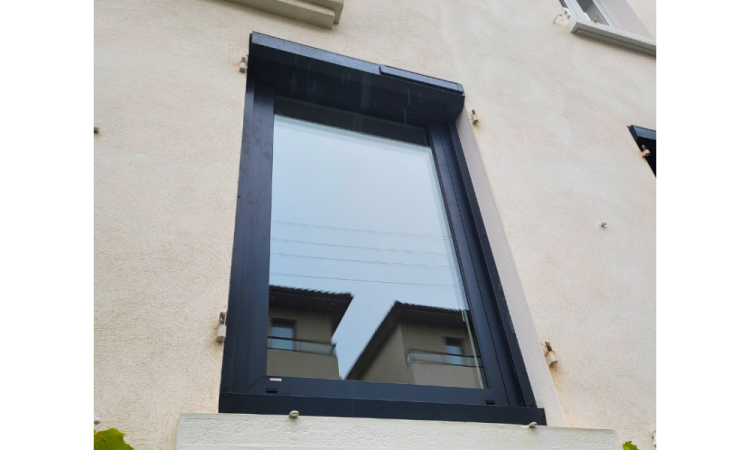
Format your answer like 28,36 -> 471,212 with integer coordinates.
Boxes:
94,1 -> 655,449
624,0 -> 656,37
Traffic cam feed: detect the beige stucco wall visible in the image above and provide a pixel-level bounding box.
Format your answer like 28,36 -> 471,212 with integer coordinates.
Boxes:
94,0 -> 655,449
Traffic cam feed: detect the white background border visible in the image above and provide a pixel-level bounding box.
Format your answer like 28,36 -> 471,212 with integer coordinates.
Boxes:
2,0 -> 749,448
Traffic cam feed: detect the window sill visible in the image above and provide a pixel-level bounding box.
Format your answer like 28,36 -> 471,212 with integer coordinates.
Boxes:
567,17 -> 656,56
176,412 -> 622,449
228,0 -> 343,29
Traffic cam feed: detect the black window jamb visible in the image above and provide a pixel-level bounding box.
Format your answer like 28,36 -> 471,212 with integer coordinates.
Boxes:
629,125 -> 656,175
219,32 -> 545,425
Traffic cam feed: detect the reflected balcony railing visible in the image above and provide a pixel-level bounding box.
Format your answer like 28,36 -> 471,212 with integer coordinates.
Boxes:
405,349 -> 482,367
267,336 -> 337,356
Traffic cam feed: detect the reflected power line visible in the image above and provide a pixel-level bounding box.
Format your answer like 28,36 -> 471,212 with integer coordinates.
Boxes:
270,272 -> 459,289
272,220 -> 450,241
271,238 -> 455,256
271,252 -> 456,269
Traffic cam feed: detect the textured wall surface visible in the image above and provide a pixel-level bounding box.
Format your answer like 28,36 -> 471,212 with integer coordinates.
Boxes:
94,0 -> 655,449
175,413 -> 623,450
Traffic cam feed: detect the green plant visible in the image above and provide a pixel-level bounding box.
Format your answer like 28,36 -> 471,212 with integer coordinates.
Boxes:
94,428 -> 134,450
623,441 -> 640,450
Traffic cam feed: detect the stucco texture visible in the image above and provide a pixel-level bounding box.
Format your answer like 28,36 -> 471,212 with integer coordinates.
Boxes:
175,413 -> 623,450
95,0 -> 655,449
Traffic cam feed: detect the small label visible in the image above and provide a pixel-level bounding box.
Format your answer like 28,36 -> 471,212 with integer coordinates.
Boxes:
269,377 -> 282,382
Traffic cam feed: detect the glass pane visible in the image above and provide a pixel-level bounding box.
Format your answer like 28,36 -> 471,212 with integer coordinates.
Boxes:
578,0 -> 609,25
445,338 -> 465,365
269,319 -> 295,350
270,320 -> 294,339
266,99 -> 486,389
445,338 -> 463,355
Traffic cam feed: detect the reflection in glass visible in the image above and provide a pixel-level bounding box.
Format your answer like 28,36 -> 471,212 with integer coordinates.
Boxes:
445,337 -> 465,366
269,318 -> 295,350
578,0 -> 609,25
266,285 -> 351,380
266,98 -> 486,389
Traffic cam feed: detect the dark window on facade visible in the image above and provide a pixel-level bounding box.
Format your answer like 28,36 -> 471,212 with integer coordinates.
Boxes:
269,318 -> 295,351
629,125 -> 656,175
220,32 -> 545,425
445,337 -> 464,355
445,337 -> 466,365
270,319 -> 295,338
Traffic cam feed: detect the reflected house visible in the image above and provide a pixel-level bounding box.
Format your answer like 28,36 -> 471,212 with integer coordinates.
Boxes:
346,302 -> 483,389
267,285 -> 353,380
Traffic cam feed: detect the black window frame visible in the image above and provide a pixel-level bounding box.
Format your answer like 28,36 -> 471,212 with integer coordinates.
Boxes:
219,32 -> 546,425
629,125 -> 656,175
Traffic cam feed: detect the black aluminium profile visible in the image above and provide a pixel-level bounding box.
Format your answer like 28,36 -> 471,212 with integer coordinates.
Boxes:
220,33 -> 544,425
628,125 -> 656,175
428,122 -> 522,407
246,32 -> 465,124
629,125 -> 656,143
220,78 -> 276,395
433,122 -> 537,408
220,395 -> 544,425
446,123 -> 537,407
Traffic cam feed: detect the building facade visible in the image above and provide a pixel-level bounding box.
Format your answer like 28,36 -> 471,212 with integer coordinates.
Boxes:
266,285 -> 353,380
94,0 -> 656,449
346,302 -> 485,389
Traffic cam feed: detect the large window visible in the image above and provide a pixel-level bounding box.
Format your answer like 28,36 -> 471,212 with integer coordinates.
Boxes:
268,98 -> 484,389
220,33 -> 544,425
560,0 -> 653,38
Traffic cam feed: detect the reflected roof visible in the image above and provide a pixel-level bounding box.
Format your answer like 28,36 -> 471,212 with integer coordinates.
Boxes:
269,285 -> 353,333
344,301 -> 467,380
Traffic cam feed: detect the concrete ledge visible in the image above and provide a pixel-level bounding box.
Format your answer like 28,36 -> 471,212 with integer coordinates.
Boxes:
228,0 -> 343,29
568,17 -> 656,56
304,0 -> 343,23
176,412 -> 623,450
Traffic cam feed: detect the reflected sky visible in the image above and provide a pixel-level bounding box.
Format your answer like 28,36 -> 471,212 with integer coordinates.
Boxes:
270,114 -> 474,378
